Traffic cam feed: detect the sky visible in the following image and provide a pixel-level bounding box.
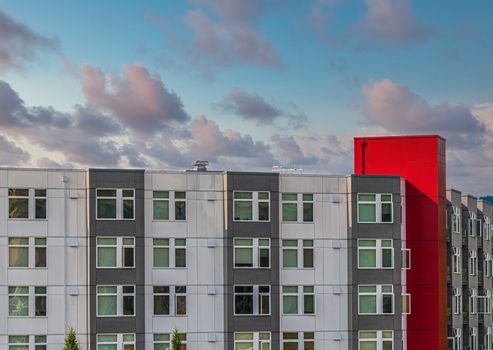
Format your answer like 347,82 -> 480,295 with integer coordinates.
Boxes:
0,0 -> 492,196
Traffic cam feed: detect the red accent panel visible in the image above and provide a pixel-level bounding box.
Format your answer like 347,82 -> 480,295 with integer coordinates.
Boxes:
354,135 -> 447,350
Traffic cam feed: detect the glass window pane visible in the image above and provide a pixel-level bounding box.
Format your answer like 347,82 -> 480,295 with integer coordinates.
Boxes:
283,250 -> 298,268
359,240 -> 376,247
35,295 -> 46,316
9,295 -> 29,316
123,200 -> 134,219
98,295 -> 117,315
235,248 -> 253,267
282,193 -> 297,201
122,190 -> 134,197
154,191 -> 169,199
154,295 -> 170,315
175,248 -> 186,268
259,248 -> 270,267
381,203 -> 392,222
358,194 -> 376,201
381,194 -> 392,202
359,250 -> 377,268
176,295 -> 187,315
283,296 -> 298,314
303,203 -> 313,222
303,248 -> 313,268
235,295 -> 253,314
97,189 -> 116,197
9,247 -> 29,267
283,240 -> 298,247
97,199 -> 117,219
154,200 -> 169,220
235,201 -> 253,220
124,247 -> 134,267
154,248 -> 169,268
123,295 -> 134,315
9,198 -> 29,218
383,341 -> 393,350
382,249 -> 393,268
234,192 -> 252,199
175,191 -> 186,199
35,199 -> 46,219
175,201 -> 186,220
9,188 -> 29,196
304,295 -> 315,314
98,345 -> 117,350
359,204 -> 376,222
98,247 -> 117,267
258,192 -> 269,200
383,295 -> 393,313
258,202 -> 269,221
360,342 -> 377,350
303,194 -> 313,201
359,295 -> 377,314
283,203 -> 297,221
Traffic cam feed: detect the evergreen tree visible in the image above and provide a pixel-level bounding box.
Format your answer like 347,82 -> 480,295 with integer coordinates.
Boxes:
63,328 -> 80,350
171,328 -> 181,350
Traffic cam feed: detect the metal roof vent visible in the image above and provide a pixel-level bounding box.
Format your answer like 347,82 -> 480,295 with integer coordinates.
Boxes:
194,160 -> 209,172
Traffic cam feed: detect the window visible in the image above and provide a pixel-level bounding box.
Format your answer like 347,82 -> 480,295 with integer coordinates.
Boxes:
175,286 -> 187,316
485,327 -> 492,350
153,238 -> 187,268
470,327 -> 477,350
9,286 -> 29,316
153,286 -> 170,315
9,188 -> 47,219
96,189 -> 134,220
234,332 -> 270,350
97,237 -> 135,268
153,286 -> 187,316
402,294 -> 411,315
358,239 -> 393,269
97,334 -> 135,350
35,336 -> 47,350
358,285 -> 394,315
233,191 -> 270,221
97,285 -> 134,317
9,238 -> 29,268
452,207 -> 461,234
468,212 -> 478,237
453,288 -> 462,315
485,216 -> 492,241
9,336 -> 29,350
153,191 -> 187,221
281,193 -> 314,222
34,287 -> 46,317
35,238 -> 46,268
485,253 -> 492,278
478,291 -> 491,314
282,286 -> 315,315
469,289 -> 478,315
453,329 -> 462,350
234,285 -> 270,315
282,239 -> 314,268
452,247 -> 461,274
357,194 -> 393,223
401,248 -> 411,269
234,238 -> 270,268
282,332 -> 314,350
358,331 -> 393,350
153,334 -> 170,350
469,250 -> 477,276
9,286 -> 46,317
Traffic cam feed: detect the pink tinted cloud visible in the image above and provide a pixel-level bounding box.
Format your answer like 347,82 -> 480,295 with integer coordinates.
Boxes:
80,64 -> 190,135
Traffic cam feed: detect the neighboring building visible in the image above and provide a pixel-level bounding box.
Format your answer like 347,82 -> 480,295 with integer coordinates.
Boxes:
0,135 -> 491,350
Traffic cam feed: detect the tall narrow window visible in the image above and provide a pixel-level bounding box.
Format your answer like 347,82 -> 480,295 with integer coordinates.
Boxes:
175,286 -> 187,315
469,250 -> 477,276
303,240 -> 314,268
97,286 -> 118,316
122,286 -> 135,316
452,247 -> 461,274
235,286 -> 254,315
34,287 -> 47,317
9,188 -> 29,219
303,286 -> 315,314
258,192 -> 269,221
122,238 -> 135,268
122,190 -> 134,219
282,193 -> 298,221
35,238 -> 47,268
259,239 -> 270,268
302,194 -> 314,222
97,238 -> 117,268
282,286 -> 299,315
9,237 -> 29,268
153,239 -> 170,268
282,240 -> 298,268
175,191 -> 186,220
453,288 -> 462,315
175,239 -> 187,268
452,207 -> 461,234
34,189 -> 47,219
153,191 -> 170,220
259,286 -> 271,315
96,189 -> 117,219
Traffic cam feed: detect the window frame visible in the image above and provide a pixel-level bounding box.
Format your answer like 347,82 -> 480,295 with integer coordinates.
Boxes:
281,193 -> 314,223
282,239 -> 315,269
152,190 -> 188,222
9,188 -> 47,220
96,188 -> 135,220
452,247 -> 461,274
357,193 -> 394,224
96,285 -> 135,317
469,250 -> 477,276
234,238 -> 271,269
153,334 -> 170,350
175,285 -> 187,316
8,237 -> 30,268
96,237 -> 135,269
358,284 -> 394,315
233,191 -> 270,222
234,332 -> 270,350
234,285 -> 271,316
358,330 -> 393,350
153,286 -> 170,316
453,287 -> 462,315
152,238 -> 187,269
282,285 -> 315,315
357,239 -> 394,269
96,333 -> 135,350
8,285 -> 47,318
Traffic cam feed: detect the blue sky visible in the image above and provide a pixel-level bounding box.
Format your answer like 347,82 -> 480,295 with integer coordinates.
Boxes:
0,0 -> 492,195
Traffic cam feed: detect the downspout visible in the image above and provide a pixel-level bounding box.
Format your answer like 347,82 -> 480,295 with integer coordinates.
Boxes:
62,175 -> 69,338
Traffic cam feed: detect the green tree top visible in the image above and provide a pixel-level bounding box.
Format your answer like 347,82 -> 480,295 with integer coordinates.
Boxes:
171,328 -> 181,350
63,328 -> 80,350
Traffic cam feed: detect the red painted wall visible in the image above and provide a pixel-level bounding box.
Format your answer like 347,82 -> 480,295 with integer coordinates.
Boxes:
354,135 -> 447,350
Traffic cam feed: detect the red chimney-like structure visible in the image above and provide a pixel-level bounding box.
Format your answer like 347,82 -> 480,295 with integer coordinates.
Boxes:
354,135 -> 447,350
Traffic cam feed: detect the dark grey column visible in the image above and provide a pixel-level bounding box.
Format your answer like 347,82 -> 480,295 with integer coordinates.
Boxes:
348,175 -> 403,350
88,169 -> 145,350
223,172 -> 280,350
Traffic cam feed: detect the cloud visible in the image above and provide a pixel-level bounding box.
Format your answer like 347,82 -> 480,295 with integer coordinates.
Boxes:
0,134 -> 30,165
361,79 -> 485,148
36,157 -> 74,169
357,0 -> 436,45
308,0 -> 343,43
217,87 -> 307,128
80,64 -> 190,135
0,9 -> 59,72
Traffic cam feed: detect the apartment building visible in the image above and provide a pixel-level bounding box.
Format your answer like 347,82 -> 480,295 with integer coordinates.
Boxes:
0,135 -> 491,350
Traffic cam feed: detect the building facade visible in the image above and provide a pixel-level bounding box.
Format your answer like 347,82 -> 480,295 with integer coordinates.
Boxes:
0,135 -> 492,350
